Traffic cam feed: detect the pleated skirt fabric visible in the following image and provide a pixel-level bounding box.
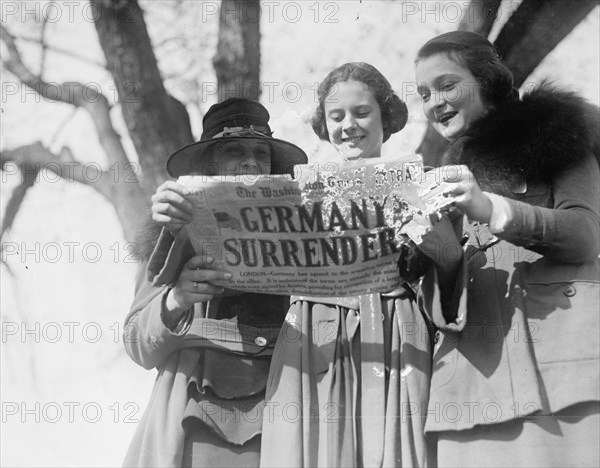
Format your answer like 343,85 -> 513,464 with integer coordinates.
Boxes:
259,296 -> 434,467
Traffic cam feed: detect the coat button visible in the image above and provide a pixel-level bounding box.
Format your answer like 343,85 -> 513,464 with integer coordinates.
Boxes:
563,285 -> 576,297
254,336 -> 268,347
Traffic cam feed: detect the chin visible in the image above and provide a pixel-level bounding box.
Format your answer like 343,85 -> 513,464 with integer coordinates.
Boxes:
335,146 -> 363,160
341,155 -> 362,161
435,124 -> 461,142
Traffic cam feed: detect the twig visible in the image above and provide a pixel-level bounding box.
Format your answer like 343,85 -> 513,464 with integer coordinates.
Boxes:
11,32 -> 106,68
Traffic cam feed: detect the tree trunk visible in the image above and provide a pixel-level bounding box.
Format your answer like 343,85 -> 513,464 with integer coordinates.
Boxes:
213,0 -> 261,102
460,0 -> 501,36
495,0 -> 599,87
92,0 -> 193,191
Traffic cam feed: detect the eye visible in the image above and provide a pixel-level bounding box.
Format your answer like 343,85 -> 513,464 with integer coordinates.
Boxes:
420,92 -> 430,103
441,81 -> 457,92
223,145 -> 241,155
328,111 -> 344,123
356,110 -> 371,118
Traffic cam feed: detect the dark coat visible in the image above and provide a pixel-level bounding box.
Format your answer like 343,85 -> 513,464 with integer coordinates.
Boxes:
421,84 -> 600,432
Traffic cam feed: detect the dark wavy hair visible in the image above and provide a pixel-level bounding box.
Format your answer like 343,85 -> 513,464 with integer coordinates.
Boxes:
416,31 -> 519,108
312,62 -> 408,143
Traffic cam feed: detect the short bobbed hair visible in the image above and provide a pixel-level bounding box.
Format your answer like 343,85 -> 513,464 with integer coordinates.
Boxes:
312,62 -> 408,143
416,31 -> 518,108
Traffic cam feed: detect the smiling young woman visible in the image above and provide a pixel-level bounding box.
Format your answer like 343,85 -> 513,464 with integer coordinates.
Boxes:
414,31 -> 600,468
259,62 -> 459,468
415,53 -> 487,142
323,79 -> 385,159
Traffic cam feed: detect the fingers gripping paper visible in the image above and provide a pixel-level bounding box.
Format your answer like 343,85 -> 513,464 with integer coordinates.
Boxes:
178,157 -> 451,297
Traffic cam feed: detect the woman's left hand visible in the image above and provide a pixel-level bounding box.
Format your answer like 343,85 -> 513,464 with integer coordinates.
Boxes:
419,213 -> 462,272
439,165 -> 493,223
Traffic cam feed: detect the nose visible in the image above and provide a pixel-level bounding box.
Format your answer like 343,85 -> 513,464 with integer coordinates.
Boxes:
342,114 -> 358,132
425,91 -> 446,118
433,90 -> 448,108
242,155 -> 259,169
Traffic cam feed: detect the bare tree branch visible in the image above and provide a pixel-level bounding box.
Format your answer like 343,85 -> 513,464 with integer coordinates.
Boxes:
495,0 -> 599,87
2,142 -> 98,185
39,1 -> 58,78
460,0 -> 501,37
1,24 -> 149,242
49,108 -> 79,146
0,163 -> 38,239
11,33 -> 106,68
0,143 -> 148,242
1,24 -> 133,176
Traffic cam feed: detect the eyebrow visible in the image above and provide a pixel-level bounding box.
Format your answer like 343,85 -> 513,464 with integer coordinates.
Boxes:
418,73 -> 462,93
221,142 -> 243,149
327,103 -> 373,113
434,73 -> 461,83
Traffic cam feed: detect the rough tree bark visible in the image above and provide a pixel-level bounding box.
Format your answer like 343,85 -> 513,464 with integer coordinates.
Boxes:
495,0 -> 599,87
460,0 -> 502,36
92,0 -> 194,190
213,0 -> 261,102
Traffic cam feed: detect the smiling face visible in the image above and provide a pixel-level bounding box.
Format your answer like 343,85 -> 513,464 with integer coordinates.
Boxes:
323,80 -> 384,160
415,53 -> 487,142
214,140 -> 272,176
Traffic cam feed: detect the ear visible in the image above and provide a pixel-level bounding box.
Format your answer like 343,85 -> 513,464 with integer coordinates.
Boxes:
311,105 -> 330,141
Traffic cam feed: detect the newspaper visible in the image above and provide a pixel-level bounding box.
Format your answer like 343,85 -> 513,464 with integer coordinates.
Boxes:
179,156 -> 451,297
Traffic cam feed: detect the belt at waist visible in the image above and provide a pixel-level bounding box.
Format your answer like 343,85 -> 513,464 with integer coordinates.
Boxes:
290,284 -> 411,309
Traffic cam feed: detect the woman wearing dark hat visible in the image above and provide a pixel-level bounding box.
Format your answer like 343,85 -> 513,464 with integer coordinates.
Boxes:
414,31 -> 600,467
122,98 -> 307,468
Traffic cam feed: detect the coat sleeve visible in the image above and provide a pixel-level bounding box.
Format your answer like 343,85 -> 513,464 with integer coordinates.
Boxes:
124,230 -> 196,370
418,211 -> 468,331
488,153 -> 600,264
147,228 -> 195,286
418,253 -> 468,331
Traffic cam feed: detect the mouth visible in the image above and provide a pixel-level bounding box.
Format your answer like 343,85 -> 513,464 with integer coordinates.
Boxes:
437,112 -> 457,125
341,135 -> 365,145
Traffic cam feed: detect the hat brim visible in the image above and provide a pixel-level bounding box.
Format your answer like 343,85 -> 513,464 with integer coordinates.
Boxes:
166,136 -> 308,177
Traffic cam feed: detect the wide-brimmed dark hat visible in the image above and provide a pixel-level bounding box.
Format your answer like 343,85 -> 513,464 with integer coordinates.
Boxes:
167,98 -> 307,177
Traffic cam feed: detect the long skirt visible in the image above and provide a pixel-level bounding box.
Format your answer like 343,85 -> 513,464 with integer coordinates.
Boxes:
436,401 -> 600,467
260,294 -> 434,467
180,349 -> 271,467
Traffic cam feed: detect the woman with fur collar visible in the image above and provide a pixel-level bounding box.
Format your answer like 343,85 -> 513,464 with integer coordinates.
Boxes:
414,31 -> 599,467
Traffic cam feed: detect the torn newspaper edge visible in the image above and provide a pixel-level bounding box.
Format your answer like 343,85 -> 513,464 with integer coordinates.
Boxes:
178,156 -> 453,296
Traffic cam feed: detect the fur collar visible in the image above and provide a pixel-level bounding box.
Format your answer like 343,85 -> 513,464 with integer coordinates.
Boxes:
443,82 -> 599,194
135,215 -> 163,261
